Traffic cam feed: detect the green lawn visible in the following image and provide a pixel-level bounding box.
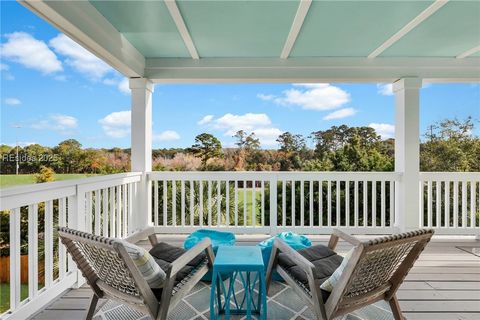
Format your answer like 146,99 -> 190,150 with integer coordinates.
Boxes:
238,189 -> 262,225
0,174 -> 96,188
0,283 -> 29,314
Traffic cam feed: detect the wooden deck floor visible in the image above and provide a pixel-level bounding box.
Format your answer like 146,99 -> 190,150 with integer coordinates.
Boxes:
30,235 -> 480,320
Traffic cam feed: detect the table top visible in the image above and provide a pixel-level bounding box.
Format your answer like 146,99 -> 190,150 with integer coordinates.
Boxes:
214,246 -> 264,271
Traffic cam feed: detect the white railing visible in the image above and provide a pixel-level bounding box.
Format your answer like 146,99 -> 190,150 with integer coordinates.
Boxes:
0,172 -> 141,319
149,171 -> 401,235
420,172 -> 480,234
1,170 -> 478,319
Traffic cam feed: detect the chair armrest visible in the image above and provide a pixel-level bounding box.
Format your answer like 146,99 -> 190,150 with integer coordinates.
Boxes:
168,238 -> 213,277
328,229 -> 361,250
273,238 -> 315,271
124,227 -> 155,244
148,233 -> 159,246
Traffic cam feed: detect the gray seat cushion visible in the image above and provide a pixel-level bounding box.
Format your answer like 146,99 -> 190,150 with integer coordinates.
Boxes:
148,242 -> 207,300
277,244 -> 343,302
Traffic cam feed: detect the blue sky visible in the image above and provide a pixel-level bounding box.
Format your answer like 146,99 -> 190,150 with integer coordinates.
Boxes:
1,1 -> 479,149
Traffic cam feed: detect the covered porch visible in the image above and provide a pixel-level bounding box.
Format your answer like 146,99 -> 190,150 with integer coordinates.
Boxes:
1,0 -> 479,319
30,235 -> 480,320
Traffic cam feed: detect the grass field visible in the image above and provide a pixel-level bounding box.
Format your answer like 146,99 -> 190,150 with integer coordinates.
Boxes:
0,283 -> 28,313
238,189 -> 263,225
0,174 -> 96,188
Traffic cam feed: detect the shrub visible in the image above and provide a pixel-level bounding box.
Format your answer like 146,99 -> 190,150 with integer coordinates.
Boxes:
153,153 -> 202,171
35,166 -> 55,183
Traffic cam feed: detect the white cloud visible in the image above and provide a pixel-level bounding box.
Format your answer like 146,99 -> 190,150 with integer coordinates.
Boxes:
102,78 -> 117,86
54,75 -> 67,81
103,77 -> 130,94
32,114 -> 78,134
153,130 -> 180,142
251,127 -> 283,146
118,78 -> 130,94
213,113 -> 272,135
369,123 -> 395,139
4,141 -> 37,148
4,98 -> 21,106
200,113 -> 283,147
1,32 -> 62,74
98,110 -> 131,138
257,94 -> 275,101
51,114 -> 77,129
19,141 -> 36,147
323,107 -> 357,120
1,32 -> 127,92
1,64 -> 14,80
49,34 -> 112,80
99,111 -> 180,141
377,83 -> 393,96
197,115 -> 214,125
259,83 -> 350,111
293,83 -> 330,89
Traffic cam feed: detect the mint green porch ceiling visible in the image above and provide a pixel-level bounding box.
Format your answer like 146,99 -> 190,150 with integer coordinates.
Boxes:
90,1 -> 190,58
89,0 -> 479,59
176,1 -> 298,57
290,0 -> 434,57
383,1 -> 480,57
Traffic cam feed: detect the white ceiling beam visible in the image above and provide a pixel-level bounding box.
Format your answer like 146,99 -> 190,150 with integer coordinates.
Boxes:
368,0 -> 449,58
19,0 -> 145,77
280,0 -> 312,59
456,45 -> 480,59
145,57 -> 480,83
164,0 -> 199,59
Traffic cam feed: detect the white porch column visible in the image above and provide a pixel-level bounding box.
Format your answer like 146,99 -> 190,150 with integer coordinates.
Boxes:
393,78 -> 422,232
130,78 -> 154,231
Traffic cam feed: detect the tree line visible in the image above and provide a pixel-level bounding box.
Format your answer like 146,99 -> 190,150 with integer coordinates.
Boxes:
1,118 -> 478,175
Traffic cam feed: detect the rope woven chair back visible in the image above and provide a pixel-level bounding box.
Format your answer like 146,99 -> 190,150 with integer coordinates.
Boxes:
343,229 -> 433,300
58,227 -> 140,298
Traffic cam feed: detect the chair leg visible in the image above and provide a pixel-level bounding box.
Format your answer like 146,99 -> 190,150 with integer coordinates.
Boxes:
389,295 -> 404,320
313,306 -> 327,320
265,246 -> 279,293
85,295 -> 99,320
157,296 -> 171,320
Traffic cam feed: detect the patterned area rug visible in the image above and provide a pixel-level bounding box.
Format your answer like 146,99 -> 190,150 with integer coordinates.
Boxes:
94,280 -> 394,320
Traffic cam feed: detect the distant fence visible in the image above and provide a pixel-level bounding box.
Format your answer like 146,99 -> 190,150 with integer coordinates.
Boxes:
0,256 -> 45,284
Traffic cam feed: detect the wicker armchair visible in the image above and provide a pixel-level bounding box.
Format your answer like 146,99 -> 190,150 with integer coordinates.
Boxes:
58,227 -> 215,320
266,229 -> 434,320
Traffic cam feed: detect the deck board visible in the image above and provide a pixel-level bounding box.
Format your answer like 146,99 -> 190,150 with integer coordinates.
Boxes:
29,236 -> 479,320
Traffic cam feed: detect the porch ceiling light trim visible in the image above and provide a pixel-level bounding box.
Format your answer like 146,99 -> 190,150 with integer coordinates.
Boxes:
280,0 -> 312,59
164,0 -> 200,59
368,0 -> 449,59
456,45 -> 480,59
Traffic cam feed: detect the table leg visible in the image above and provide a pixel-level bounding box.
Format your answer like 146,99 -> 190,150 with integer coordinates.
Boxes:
225,272 -> 236,318
246,272 -> 252,319
259,271 -> 267,320
256,273 -> 261,312
216,275 -> 222,314
251,272 -> 259,312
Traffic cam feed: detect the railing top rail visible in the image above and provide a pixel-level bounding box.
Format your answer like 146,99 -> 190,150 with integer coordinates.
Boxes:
420,171 -> 480,181
148,171 -> 402,181
0,172 -> 142,198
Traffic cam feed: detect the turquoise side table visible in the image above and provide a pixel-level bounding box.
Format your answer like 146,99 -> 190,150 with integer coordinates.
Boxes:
210,246 -> 267,320
184,229 -> 236,281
